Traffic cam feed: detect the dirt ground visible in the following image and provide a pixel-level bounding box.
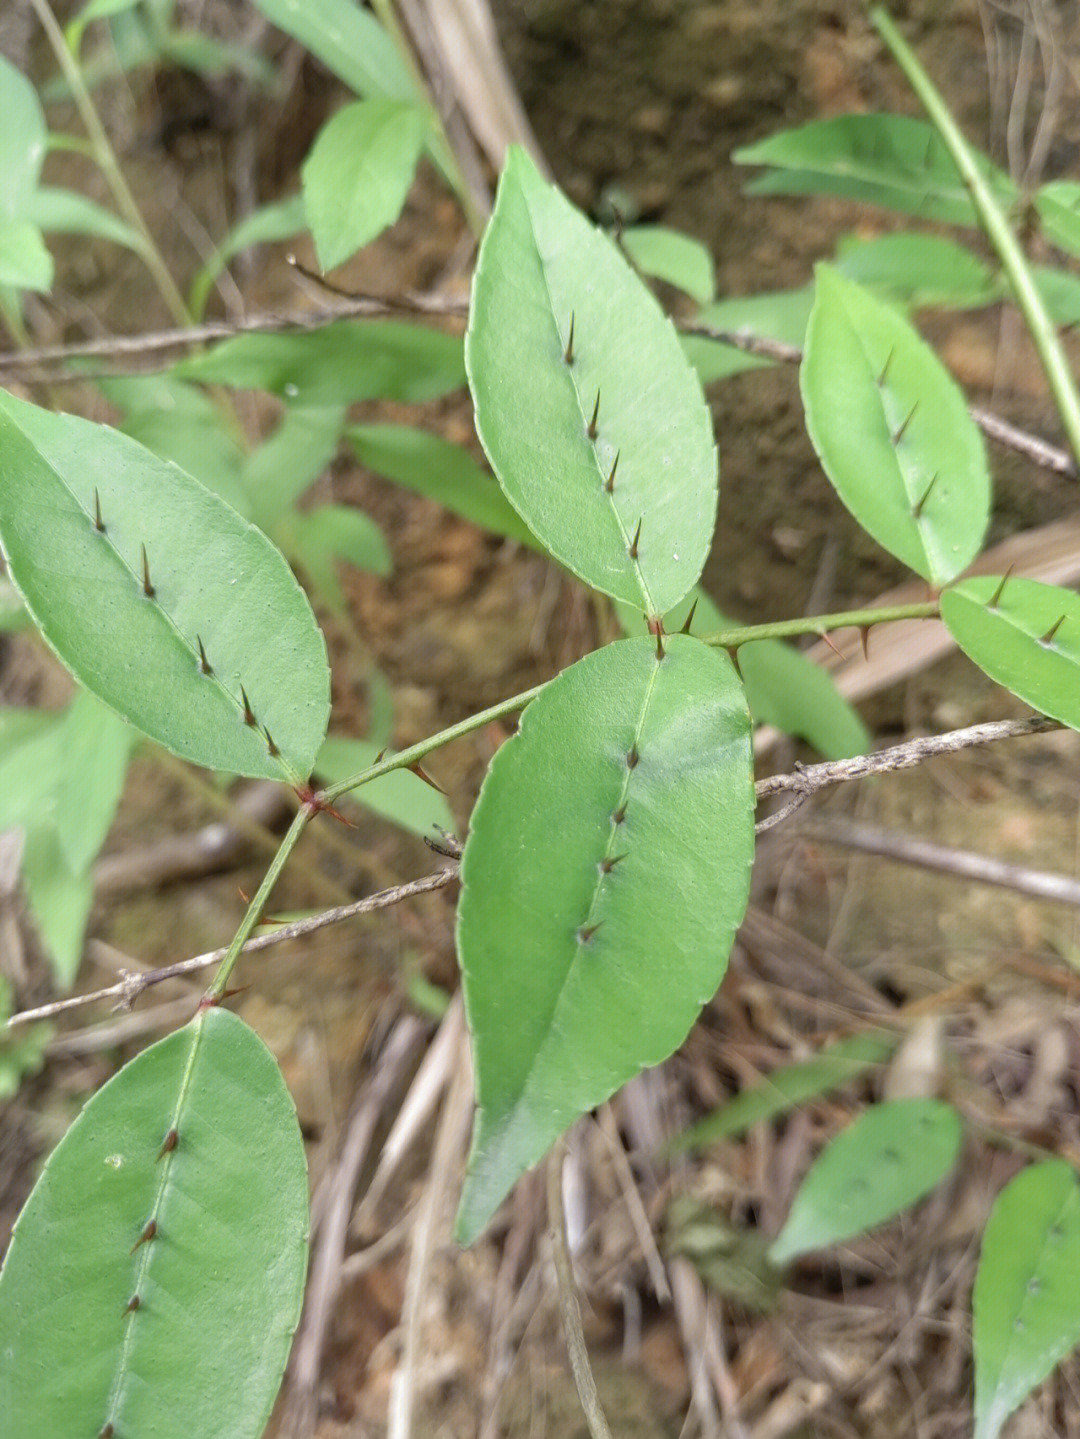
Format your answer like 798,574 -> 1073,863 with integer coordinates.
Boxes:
6,2 -> 1080,1436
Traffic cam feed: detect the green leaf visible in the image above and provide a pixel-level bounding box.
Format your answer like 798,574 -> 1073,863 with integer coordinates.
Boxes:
347,423 -> 536,548
801,264 -> 989,585
941,576 -> 1080,729
242,404 -> 346,531
65,0 -> 141,56
620,224 -> 715,303
287,504 -> 391,615
25,186 -> 147,255
1035,181 -> 1080,259
189,194 -> 307,319
174,320 -> 465,406
53,689 -> 135,874
161,30 -> 277,87
303,99 -> 428,270
734,113 -> 1016,226
252,0 -> 420,104
681,287 -> 814,385
616,587 -> 869,760
0,56 -> 46,219
456,636 -> 754,1243
314,735 -> 454,838
0,1007 -> 308,1438
769,1098 -> 962,1265
0,391 -> 330,782
835,232 -> 999,310
0,219 -> 53,292
20,825 -> 95,986
467,147 -> 717,617
1032,264 -> 1080,328
672,1032 -> 896,1151
973,1160 -> 1080,1439
0,1005 -> 49,1100
100,373 -> 249,513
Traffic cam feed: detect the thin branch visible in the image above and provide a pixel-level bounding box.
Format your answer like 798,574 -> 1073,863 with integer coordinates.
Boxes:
804,815 -> 1080,907
546,1142 -> 615,1439
755,715 -> 1062,807
5,863 -> 459,1029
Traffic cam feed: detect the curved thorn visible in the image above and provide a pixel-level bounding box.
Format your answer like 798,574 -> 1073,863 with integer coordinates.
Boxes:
680,599 -> 698,635
408,760 -> 445,793
196,635 -> 212,675
587,389 -> 600,440
725,644 -> 743,680
629,517 -> 642,560
859,625 -> 871,661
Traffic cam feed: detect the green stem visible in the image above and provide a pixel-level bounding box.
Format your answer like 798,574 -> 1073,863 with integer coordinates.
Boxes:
319,600 -> 940,804
205,805 -> 312,1000
704,600 -> 940,649
29,0 -> 193,329
871,6 -> 1080,469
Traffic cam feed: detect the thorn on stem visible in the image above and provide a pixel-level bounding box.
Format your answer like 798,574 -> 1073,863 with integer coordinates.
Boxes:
93,488 -> 105,532
408,760 -> 445,793
196,635 -> 212,675
859,625 -> 871,661
156,1128 -> 178,1161
680,599 -> 698,635
604,451 -> 619,493
629,517 -> 642,560
564,311 -> 575,365
820,631 -> 845,660
725,645 -> 743,680
141,544 -> 155,599
587,389 -> 600,440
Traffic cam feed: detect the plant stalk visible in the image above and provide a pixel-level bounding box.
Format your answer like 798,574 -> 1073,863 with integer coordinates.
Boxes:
872,6 -> 1080,469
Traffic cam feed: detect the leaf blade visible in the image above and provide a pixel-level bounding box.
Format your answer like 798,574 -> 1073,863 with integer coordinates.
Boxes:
456,636 -> 754,1242
0,1008 -> 309,1438
0,392 -> 330,781
801,264 -> 989,585
467,148 -> 717,616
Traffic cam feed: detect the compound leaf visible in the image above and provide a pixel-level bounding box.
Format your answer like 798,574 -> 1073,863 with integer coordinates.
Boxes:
941,576 -> 1080,729
802,264 -> 989,585
974,1160 -> 1080,1439
456,636 -> 754,1243
770,1098 -> 962,1265
0,390 -> 330,782
467,147 -> 717,617
0,1007 -> 309,1439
